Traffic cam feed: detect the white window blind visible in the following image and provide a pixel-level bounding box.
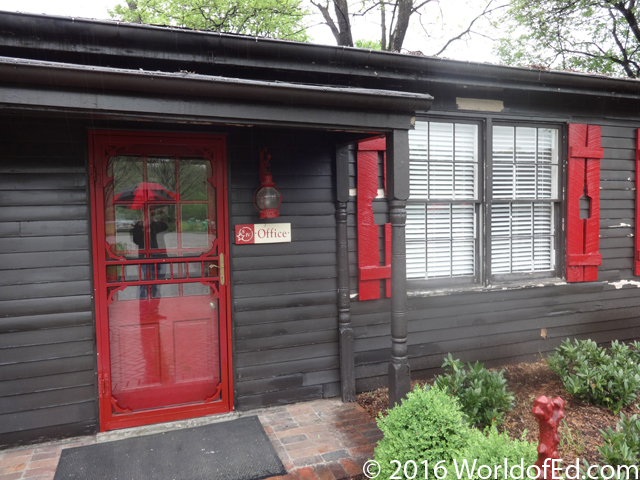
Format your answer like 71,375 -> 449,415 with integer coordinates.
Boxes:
407,121 -> 478,279
490,127 -> 558,274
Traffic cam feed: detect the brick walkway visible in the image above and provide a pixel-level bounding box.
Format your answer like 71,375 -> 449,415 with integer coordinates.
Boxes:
0,398 -> 380,480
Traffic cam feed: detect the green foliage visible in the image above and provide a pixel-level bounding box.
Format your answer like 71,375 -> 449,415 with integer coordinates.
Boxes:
452,428 -> 537,480
495,0 -> 640,78
109,0 -> 309,41
434,354 -> 515,429
574,413 -> 640,480
547,339 -> 640,414
599,412 -> 640,469
374,385 -> 473,480
354,39 -> 381,50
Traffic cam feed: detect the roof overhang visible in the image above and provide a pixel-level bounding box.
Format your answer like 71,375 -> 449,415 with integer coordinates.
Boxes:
0,56 -> 432,130
1,11 -> 640,101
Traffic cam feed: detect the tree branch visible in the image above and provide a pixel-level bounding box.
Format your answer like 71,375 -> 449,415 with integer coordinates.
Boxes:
434,0 -> 506,56
311,0 -> 342,43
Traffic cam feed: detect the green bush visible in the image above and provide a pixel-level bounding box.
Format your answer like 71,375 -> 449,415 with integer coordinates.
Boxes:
374,385 -> 473,480
452,428 -> 537,480
434,354 -> 515,429
547,339 -> 640,414
599,412 -> 640,471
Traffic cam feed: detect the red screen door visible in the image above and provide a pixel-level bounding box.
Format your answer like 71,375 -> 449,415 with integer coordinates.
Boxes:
89,131 -> 231,431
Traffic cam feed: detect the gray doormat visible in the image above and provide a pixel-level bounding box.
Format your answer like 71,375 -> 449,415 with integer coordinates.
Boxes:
54,416 -> 286,480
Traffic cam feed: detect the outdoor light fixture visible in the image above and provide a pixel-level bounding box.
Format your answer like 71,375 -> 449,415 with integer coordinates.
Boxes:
253,147 -> 282,219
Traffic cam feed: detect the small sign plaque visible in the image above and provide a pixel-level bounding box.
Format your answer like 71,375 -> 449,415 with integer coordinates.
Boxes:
235,223 -> 291,245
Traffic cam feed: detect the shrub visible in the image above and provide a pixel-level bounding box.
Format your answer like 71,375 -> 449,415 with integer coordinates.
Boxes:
374,385 -> 473,480
452,428 -> 537,480
547,339 -> 640,414
577,413 -> 640,480
598,412 -> 640,470
434,354 -> 515,429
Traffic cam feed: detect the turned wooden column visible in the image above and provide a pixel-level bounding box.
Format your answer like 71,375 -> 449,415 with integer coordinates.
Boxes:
336,144 -> 356,402
386,130 -> 411,407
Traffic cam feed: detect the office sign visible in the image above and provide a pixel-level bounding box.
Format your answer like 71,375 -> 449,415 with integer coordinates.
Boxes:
235,223 -> 291,244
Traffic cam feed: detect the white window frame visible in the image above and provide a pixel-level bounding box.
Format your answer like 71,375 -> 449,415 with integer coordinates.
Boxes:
406,117 -> 563,288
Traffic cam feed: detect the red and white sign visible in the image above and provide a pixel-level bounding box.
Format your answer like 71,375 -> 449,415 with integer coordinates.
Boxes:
235,223 -> 291,244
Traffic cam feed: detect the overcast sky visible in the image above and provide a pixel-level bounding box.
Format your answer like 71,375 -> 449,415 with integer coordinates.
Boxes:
0,0 -> 501,64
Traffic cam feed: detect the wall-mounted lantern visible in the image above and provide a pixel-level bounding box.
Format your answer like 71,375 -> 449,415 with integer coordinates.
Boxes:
253,148 -> 282,219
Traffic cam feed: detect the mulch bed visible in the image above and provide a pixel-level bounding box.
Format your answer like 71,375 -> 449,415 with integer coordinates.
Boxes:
356,358 -> 640,465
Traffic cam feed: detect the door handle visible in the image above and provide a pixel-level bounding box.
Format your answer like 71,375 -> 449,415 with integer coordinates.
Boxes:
207,254 -> 225,285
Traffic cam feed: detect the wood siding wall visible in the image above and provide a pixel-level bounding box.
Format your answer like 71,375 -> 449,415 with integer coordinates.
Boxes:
350,115 -> 640,392
2,106 -> 640,446
228,130 -> 342,409
0,117 -> 98,448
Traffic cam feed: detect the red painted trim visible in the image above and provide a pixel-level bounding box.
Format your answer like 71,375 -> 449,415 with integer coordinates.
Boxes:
636,129 -> 640,276
569,146 -> 604,158
359,265 -> 391,281
89,130 -> 232,431
359,137 -> 386,151
566,124 -> 603,282
357,136 -> 391,300
567,253 -> 602,265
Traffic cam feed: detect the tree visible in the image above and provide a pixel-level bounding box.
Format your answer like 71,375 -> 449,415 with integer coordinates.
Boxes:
496,0 -> 640,78
310,0 -> 504,53
109,0 -> 309,41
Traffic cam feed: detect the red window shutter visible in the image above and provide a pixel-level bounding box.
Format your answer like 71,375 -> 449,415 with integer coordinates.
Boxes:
636,129 -> 640,275
357,137 -> 391,300
566,124 -> 603,282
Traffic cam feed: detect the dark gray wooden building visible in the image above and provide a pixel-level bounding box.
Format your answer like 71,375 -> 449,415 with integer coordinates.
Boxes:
1,10 -> 640,448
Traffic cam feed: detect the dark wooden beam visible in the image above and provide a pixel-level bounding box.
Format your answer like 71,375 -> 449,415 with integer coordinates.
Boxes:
335,144 -> 355,402
0,84 -> 414,132
386,130 -> 411,407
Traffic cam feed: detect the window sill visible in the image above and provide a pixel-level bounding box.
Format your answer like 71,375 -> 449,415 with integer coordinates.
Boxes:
407,277 -> 571,298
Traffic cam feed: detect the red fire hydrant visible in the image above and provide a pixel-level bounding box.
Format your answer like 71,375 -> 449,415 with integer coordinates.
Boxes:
532,395 -> 565,480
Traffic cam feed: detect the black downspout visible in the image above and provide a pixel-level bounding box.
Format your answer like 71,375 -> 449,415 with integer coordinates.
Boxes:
386,130 -> 411,407
336,144 -> 356,402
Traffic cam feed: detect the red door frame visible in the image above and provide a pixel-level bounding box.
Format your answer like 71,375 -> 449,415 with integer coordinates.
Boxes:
89,130 -> 233,431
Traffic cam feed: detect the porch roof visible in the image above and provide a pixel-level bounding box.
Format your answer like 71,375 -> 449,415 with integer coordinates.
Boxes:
0,56 -> 431,130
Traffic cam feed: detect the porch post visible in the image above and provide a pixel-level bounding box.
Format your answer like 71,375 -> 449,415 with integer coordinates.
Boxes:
336,144 -> 356,402
386,130 -> 411,407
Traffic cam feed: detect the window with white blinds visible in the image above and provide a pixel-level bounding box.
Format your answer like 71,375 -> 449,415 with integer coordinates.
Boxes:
406,120 -> 560,284
490,126 -> 559,275
407,121 -> 479,280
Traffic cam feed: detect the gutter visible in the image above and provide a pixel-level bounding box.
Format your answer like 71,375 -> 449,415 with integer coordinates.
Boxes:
0,56 -> 433,113
1,11 -> 640,99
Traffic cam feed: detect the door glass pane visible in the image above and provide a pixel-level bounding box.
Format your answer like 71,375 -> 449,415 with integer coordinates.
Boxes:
112,156 -> 144,195
115,206 -> 143,254
181,204 -> 209,248
179,159 -> 208,200
147,157 -> 176,192
148,204 -> 177,250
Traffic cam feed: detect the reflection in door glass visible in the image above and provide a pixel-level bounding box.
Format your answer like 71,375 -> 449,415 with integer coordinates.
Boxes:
147,157 -> 176,192
111,156 -> 143,195
147,204 -> 177,250
108,155 -> 215,258
183,283 -> 210,296
115,206 -> 143,252
179,159 -> 208,200
181,204 -> 209,248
